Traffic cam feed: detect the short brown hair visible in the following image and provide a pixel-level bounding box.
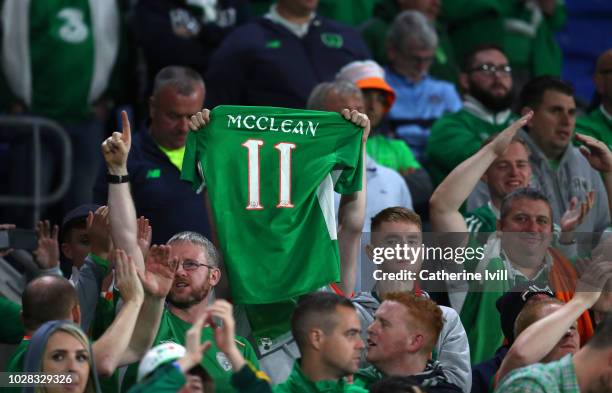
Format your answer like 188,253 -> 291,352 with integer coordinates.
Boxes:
514,298 -> 563,338
291,292 -> 356,352
500,187 -> 552,225
383,292 -> 443,353
371,207 -> 422,232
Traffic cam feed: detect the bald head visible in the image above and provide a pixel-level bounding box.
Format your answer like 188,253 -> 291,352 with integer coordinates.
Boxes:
307,81 -> 364,113
21,275 -> 79,332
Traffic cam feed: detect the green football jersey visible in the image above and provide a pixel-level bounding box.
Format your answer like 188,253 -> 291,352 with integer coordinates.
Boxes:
122,309 -> 259,393
182,106 -> 364,304
0,0 -> 121,122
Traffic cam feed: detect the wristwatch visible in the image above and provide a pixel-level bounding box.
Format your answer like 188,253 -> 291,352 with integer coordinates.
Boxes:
106,173 -> 129,183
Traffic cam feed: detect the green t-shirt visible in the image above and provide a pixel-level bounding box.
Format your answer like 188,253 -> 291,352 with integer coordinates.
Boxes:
366,134 -> 421,172
5,339 -> 31,393
273,361 -> 368,393
182,106 -> 364,304
465,203 -> 498,236
548,158 -> 561,171
576,106 -> 612,151
122,309 -> 259,393
0,296 -> 25,344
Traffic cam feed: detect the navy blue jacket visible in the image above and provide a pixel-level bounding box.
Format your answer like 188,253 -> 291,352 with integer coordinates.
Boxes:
205,14 -> 370,109
134,0 -> 250,92
94,130 -> 211,245
471,346 -> 509,393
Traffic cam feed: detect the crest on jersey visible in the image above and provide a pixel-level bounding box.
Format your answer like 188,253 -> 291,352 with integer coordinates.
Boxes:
216,352 -> 233,371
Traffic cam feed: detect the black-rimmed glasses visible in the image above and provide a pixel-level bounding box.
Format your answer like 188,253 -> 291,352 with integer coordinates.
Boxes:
470,63 -> 512,76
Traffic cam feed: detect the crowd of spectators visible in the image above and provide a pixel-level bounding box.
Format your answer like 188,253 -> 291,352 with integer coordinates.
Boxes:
1,1 -> 612,393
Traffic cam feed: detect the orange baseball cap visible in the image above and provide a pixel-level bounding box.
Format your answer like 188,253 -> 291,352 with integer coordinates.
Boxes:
336,60 -> 396,108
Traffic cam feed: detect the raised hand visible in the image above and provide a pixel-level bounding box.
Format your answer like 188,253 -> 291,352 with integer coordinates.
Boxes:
112,248 -> 144,304
490,111 -> 533,156
574,257 -> 612,310
341,109 -> 370,143
138,245 -> 178,299
136,216 -> 152,258
560,192 -> 595,233
33,220 -> 59,269
189,109 -> 211,131
177,313 -> 212,372
575,133 -> 612,173
101,110 -> 131,175
86,206 -> 112,259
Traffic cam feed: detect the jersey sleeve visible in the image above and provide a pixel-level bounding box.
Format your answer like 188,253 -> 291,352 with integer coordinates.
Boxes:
181,131 -> 205,193
333,125 -> 364,194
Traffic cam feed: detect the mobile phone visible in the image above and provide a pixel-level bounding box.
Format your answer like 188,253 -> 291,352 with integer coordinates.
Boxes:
0,229 -> 38,251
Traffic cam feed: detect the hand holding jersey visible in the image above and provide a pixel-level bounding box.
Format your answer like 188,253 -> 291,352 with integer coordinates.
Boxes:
182,106 -> 368,303
189,108 -> 370,141
190,109 -> 211,131
340,108 -> 370,143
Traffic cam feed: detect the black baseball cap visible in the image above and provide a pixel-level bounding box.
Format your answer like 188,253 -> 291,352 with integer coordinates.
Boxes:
496,282 -> 555,343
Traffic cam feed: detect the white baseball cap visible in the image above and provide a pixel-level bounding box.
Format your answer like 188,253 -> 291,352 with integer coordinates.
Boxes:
137,342 -> 186,382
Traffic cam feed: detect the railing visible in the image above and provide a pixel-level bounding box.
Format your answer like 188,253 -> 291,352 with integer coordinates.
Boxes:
0,115 -> 72,226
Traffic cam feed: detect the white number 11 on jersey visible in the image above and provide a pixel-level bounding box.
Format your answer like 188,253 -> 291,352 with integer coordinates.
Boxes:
242,139 -> 296,210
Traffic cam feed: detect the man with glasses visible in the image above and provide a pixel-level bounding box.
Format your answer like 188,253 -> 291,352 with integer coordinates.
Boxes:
577,49 -> 612,150
385,10 -> 461,164
121,230 -> 262,392
427,44 -> 516,187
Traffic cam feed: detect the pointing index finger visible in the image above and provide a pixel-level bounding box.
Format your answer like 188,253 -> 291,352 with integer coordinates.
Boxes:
121,110 -> 131,143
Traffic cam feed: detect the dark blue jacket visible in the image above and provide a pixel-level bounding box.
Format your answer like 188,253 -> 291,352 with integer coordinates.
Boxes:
471,345 -> 509,393
134,0 -> 250,92
205,14 -> 370,109
94,130 -> 211,245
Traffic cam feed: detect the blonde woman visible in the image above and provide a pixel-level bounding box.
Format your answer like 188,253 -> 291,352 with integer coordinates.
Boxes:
23,320 -> 101,393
